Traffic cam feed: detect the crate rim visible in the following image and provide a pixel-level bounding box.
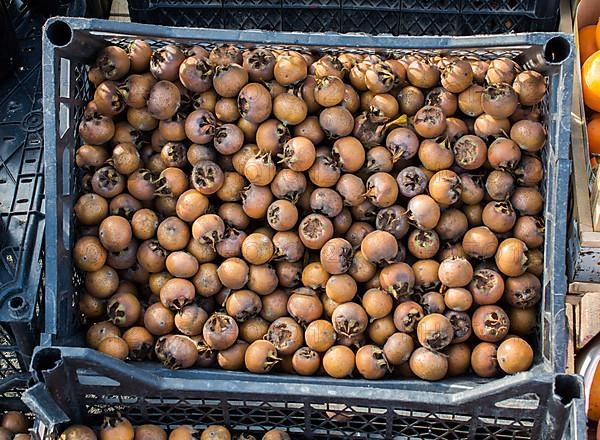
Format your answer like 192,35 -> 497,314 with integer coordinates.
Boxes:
42,16 -> 574,50
30,346 -> 556,405
27,346 -> 586,439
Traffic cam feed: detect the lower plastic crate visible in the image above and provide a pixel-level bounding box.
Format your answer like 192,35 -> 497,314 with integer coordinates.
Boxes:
0,0 -> 18,80
0,0 -> 107,382
26,0 -> 113,18
0,373 -> 35,439
0,0 -> 50,381
0,324 -> 37,382
0,373 -> 30,413
23,0 -> 86,18
40,17 -> 576,438
25,347 -> 586,439
126,0 -> 559,35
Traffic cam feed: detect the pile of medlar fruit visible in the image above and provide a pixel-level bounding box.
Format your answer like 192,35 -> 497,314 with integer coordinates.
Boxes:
60,416 -> 289,440
77,39 -> 545,381
0,411 -> 30,439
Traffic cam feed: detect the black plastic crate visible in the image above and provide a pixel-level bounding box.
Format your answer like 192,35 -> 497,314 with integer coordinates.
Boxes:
26,348 -> 586,439
40,17 -> 576,438
0,0 -> 109,383
24,0 -> 113,18
0,0 -> 18,79
0,373 -> 30,413
0,0 -> 50,382
126,0 -> 559,35
0,374 -> 35,438
23,0 -> 86,18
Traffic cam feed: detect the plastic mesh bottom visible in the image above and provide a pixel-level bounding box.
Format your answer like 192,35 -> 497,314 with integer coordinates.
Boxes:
0,373 -> 29,413
75,395 -> 536,439
0,328 -> 24,378
127,0 -> 557,35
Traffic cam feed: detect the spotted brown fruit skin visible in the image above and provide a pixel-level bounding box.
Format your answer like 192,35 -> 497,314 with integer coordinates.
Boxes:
245,339 -> 280,373
356,344 -> 389,379
99,415 -> 135,440
77,44 -> 548,381
471,342 -> 500,378
410,347 -> 448,381
155,334 -> 199,369
416,314 -> 454,350
323,345 -> 355,378
472,305 -> 510,343
497,336 -> 534,374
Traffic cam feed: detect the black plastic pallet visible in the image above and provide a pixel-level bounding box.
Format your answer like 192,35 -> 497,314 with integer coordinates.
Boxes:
0,0 -> 105,382
0,0 -> 48,381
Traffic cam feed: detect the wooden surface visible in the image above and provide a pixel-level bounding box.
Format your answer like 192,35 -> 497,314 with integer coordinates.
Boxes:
593,164 -> 600,230
109,0 -> 130,21
566,300 -> 576,374
560,0 -> 573,33
578,292 -> 600,349
568,283 -> 600,351
569,282 -> 600,294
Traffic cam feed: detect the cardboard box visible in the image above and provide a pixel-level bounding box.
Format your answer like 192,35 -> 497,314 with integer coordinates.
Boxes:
568,0 -> 600,281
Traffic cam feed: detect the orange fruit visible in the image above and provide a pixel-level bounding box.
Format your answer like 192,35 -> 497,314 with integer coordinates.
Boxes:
596,19 -> 600,49
582,51 -> 600,112
588,117 -> 600,155
588,362 -> 600,421
580,25 -> 598,63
